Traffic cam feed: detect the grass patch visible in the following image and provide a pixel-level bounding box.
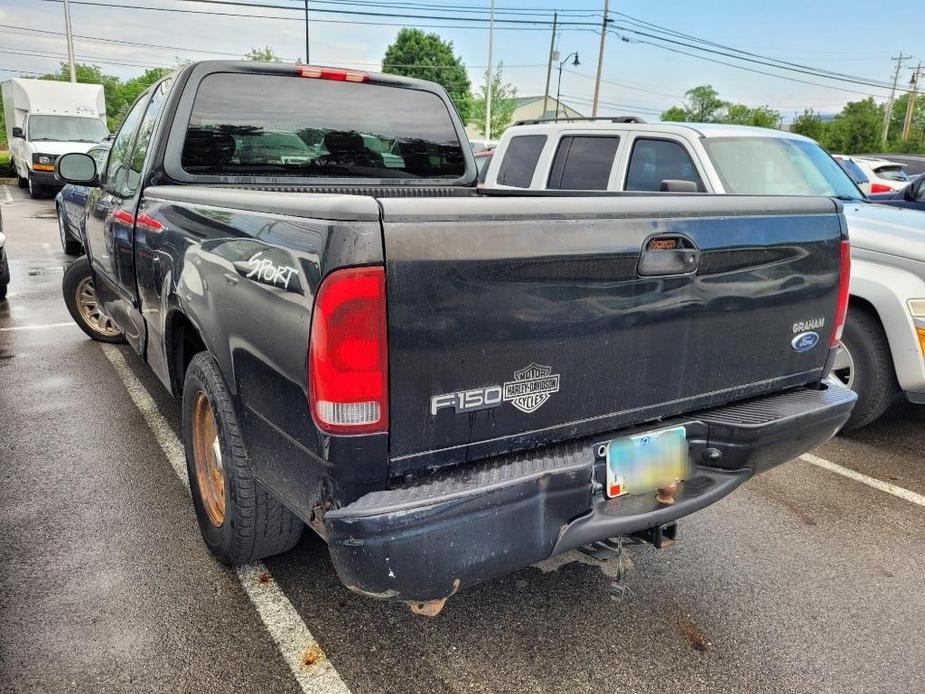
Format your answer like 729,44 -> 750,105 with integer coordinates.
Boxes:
0,151 -> 11,178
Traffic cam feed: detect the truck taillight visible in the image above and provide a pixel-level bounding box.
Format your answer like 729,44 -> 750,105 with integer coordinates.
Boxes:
309,266 -> 388,435
832,240 -> 851,347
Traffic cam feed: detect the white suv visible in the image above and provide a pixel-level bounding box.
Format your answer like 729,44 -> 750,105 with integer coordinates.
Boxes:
485,119 -> 925,429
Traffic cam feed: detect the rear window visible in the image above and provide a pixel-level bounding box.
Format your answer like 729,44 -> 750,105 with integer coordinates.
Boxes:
547,135 -> 619,190
496,135 -> 546,187
182,73 -> 466,179
873,165 -> 909,182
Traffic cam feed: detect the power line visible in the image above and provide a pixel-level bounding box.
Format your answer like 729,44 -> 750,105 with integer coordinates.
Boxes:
611,31 -> 897,99
613,11 -> 903,89
611,23 -> 903,94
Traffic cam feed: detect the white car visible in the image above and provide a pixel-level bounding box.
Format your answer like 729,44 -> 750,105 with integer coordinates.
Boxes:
851,156 -> 912,193
484,119 -> 925,429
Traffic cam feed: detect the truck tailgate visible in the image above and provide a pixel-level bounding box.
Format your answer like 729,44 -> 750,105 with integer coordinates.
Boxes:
381,195 -> 844,474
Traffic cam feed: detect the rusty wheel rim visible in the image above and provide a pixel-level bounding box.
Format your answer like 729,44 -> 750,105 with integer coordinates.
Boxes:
191,391 -> 225,527
75,276 -> 121,337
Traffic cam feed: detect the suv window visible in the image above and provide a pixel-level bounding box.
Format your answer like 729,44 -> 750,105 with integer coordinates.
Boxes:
105,95 -> 149,195
496,135 -> 546,187
547,135 -> 619,190
625,138 -> 704,192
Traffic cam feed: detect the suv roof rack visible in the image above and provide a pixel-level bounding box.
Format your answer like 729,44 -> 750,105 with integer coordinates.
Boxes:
512,116 -> 647,126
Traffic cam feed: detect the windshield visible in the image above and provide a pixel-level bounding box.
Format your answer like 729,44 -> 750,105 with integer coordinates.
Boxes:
28,115 -> 108,143
182,73 -> 466,179
703,137 -> 861,198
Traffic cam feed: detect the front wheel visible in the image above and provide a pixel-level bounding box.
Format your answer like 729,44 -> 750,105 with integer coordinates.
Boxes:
832,308 -> 899,430
28,177 -> 43,199
58,205 -> 82,256
62,256 -> 126,343
182,352 -> 303,564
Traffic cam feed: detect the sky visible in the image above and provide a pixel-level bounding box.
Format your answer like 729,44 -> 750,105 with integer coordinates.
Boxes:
0,0 -> 922,122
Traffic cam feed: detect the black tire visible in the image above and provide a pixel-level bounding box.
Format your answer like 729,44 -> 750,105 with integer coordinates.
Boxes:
838,307 -> 899,431
61,255 -> 126,343
57,204 -> 82,256
182,352 -> 303,564
16,165 -> 28,188
0,282 -> 7,300
28,177 -> 43,199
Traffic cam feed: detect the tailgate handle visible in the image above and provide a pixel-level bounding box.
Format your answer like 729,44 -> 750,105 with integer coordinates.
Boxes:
638,236 -> 700,276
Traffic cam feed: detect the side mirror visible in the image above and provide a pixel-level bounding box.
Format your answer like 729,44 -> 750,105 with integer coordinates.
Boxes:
11,127 -> 23,139
55,152 -> 98,185
660,179 -> 699,193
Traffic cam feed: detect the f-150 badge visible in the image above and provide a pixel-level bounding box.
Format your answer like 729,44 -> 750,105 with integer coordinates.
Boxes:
430,363 -> 561,416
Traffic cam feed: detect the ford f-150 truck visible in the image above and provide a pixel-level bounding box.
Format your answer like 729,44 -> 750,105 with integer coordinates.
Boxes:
56,61 -> 855,615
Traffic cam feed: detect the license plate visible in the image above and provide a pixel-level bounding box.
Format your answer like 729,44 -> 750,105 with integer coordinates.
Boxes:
605,426 -> 691,498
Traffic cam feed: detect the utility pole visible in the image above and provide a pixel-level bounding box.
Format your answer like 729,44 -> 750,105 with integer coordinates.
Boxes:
882,51 -> 909,146
63,0 -> 76,82
484,0 -> 495,139
591,0 -> 609,117
902,62 -> 923,142
541,12 -> 557,119
303,1 -> 310,64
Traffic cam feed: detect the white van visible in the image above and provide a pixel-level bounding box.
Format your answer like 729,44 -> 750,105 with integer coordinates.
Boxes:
2,79 -> 109,198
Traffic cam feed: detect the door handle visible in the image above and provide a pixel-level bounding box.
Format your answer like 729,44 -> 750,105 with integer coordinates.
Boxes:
637,236 -> 700,276
223,272 -> 240,286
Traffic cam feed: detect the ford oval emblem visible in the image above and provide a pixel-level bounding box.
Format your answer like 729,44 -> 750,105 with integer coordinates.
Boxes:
791,331 -> 820,352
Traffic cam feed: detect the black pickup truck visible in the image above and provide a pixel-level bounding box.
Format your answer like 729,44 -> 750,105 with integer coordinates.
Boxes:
56,61 -> 855,615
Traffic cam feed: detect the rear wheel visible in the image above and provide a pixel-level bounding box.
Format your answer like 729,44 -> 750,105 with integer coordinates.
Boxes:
833,307 -> 899,430
182,352 -> 303,564
62,255 -> 125,343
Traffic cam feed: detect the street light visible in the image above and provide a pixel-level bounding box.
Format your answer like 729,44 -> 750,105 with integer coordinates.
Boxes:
555,52 -> 580,122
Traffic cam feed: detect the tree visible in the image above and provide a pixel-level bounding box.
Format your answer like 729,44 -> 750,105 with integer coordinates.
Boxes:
382,28 -> 472,123
682,85 -> 725,122
790,109 -> 828,143
245,46 -> 282,63
660,84 -> 779,130
659,106 -> 688,122
724,103 -> 779,128
884,92 -> 925,150
469,63 -> 517,139
826,97 -> 882,154
109,67 -> 174,128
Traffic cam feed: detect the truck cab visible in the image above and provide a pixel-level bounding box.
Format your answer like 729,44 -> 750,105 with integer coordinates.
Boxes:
2,78 -> 109,199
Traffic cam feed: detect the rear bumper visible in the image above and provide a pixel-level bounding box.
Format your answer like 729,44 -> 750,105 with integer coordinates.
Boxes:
326,381 -> 856,603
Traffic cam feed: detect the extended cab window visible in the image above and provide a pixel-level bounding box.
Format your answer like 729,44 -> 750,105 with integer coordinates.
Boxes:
105,95 -> 149,195
625,138 -> 704,192
496,135 -> 546,187
181,73 -> 465,179
547,136 -> 619,190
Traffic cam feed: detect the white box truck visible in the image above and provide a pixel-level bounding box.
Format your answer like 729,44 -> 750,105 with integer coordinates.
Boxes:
2,79 -> 109,198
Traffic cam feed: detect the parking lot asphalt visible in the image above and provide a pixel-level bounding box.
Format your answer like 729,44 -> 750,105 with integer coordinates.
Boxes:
1,184 -> 924,694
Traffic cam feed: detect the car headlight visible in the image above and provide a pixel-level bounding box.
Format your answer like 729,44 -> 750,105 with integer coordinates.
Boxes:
32,153 -> 55,172
909,299 -> 925,318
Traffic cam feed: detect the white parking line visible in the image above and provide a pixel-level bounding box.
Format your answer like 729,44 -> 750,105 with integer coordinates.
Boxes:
100,344 -> 352,694
0,322 -> 77,332
800,452 -> 925,507
3,186 -> 12,202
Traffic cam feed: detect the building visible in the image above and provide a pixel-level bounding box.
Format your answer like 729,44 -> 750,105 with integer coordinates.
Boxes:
464,95 -> 583,143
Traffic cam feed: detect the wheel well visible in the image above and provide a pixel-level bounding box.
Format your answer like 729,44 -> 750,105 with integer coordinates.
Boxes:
169,311 -> 206,393
848,295 -> 880,322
